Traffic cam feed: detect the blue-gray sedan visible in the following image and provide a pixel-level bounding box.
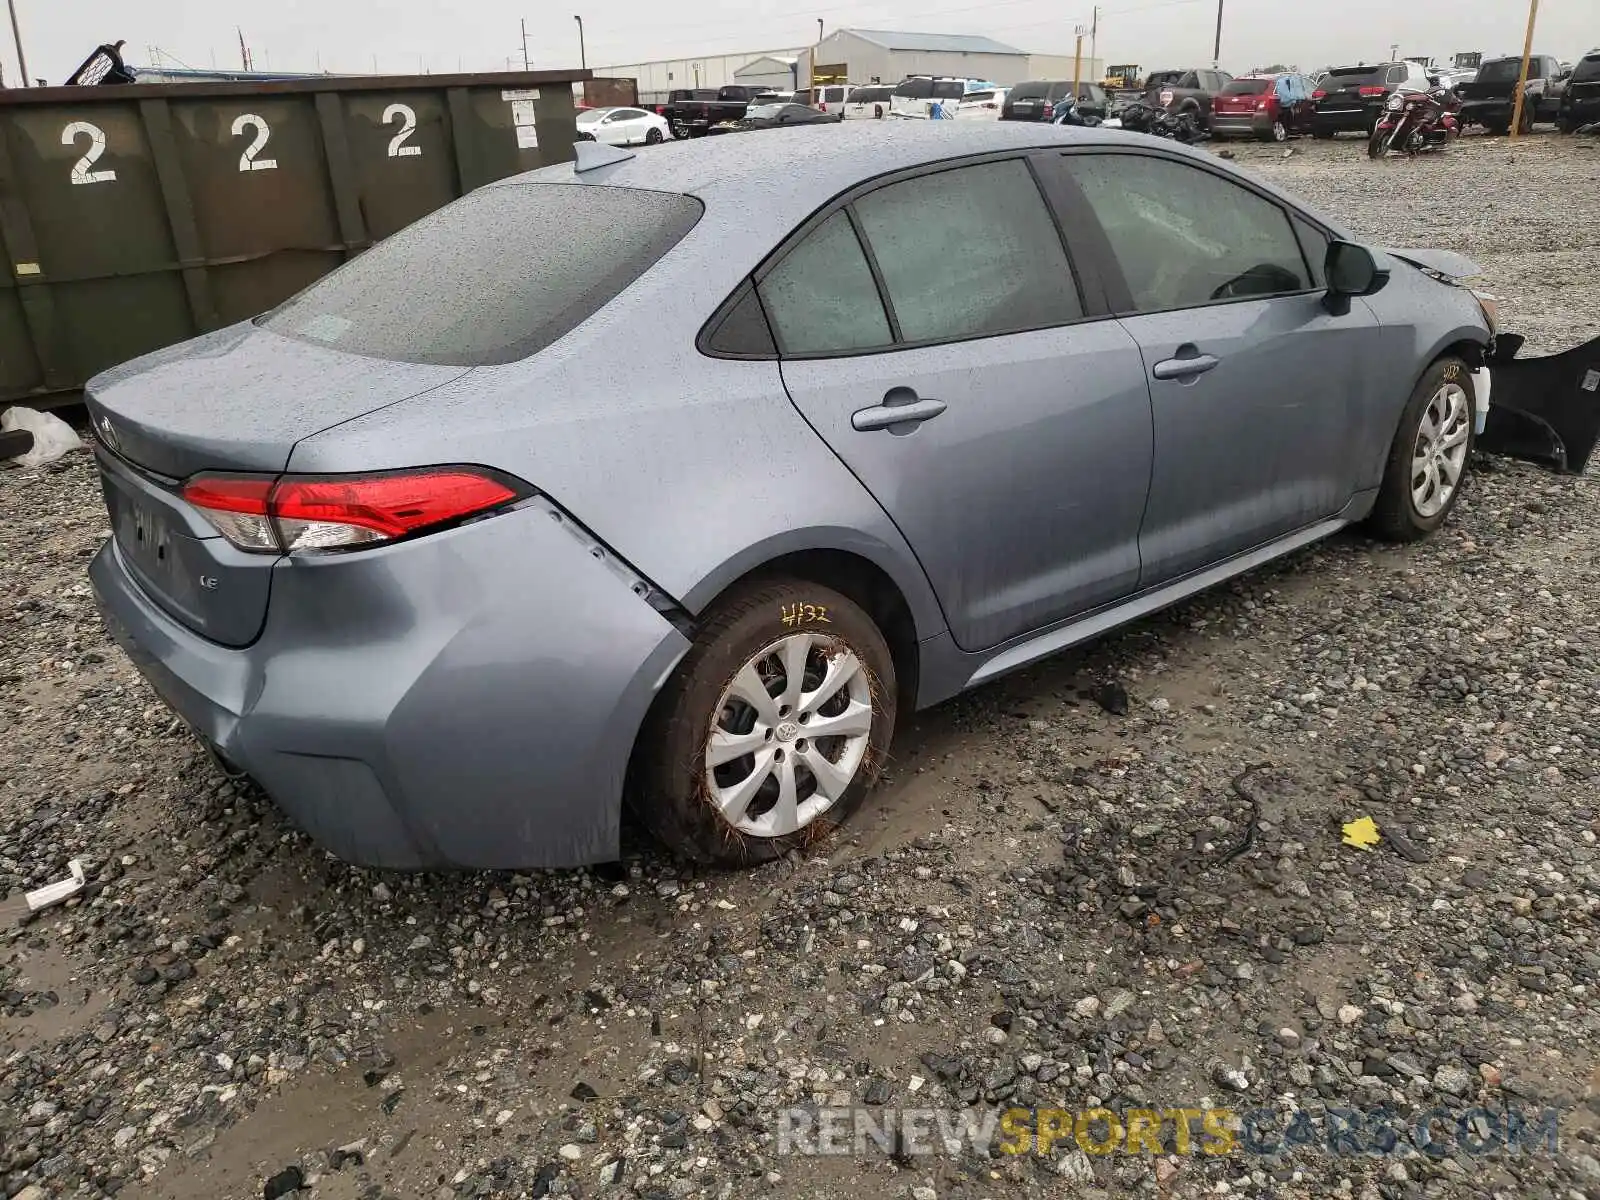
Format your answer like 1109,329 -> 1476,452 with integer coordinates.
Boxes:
86,122 -> 1502,869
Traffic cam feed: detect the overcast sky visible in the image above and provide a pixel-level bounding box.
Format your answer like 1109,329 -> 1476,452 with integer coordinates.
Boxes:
7,0 -> 1592,85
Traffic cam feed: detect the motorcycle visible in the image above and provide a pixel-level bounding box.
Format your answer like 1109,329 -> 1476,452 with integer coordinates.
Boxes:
1115,100 -> 1206,143
1051,98 -> 1102,127
1368,87 -> 1460,158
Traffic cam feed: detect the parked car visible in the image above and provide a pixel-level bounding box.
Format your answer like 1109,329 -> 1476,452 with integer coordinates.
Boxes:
1209,73 -> 1317,141
734,103 -> 842,130
575,106 -> 671,146
1141,68 -> 1234,121
952,87 -> 1010,119
1560,49 -> 1600,131
888,75 -> 999,119
1456,54 -> 1566,132
662,85 -> 771,137
803,84 -> 853,113
1001,80 -> 1112,123
843,84 -> 894,119
1311,61 -> 1432,136
85,123 -> 1507,871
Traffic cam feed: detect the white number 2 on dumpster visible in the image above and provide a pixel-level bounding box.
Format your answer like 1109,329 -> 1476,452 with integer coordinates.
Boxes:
384,103 -> 422,157
231,113 -> 278,171
62,121 -> 116,185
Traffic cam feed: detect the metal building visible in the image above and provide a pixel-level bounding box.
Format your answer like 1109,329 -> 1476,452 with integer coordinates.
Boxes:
600,30 -> 1101,104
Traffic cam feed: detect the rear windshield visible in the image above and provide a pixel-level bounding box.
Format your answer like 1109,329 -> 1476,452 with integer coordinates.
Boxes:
1477,58 -> 1527,82
1009,81 -> 1053,100
893,77 -> 932,98
1221,78 -> 1272,95
1146,70 -> 1190,88
932,80 -> 965,98
1325,66 -> 1387,86
848,85 -> 892,101
263,184 -> 702,367
1575,55 -> 1600,83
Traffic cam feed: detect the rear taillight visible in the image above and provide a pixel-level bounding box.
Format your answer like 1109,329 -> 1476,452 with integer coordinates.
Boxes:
182,467 -> 525,554
1313,88 -> 1326,98
1359,86 -> 1388,96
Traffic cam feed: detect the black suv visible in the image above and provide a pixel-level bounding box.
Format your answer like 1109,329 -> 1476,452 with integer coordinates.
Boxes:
1311,61 -> 1432,136
1457,54 -> 1566,132
1141,68 -> 1232,118
1000,79 -> 1112,122
1561,50 -> 1600,131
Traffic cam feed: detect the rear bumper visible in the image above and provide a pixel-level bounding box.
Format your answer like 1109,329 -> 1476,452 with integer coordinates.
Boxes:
1312,106 -> 1377,132
90,501 -> 691,869
1209,113 -> 1274,137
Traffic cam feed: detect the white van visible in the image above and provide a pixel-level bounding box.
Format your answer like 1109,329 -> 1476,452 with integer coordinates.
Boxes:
843,84 -> 895,119
801,84 -> 854,113
888,76 -> 1000,119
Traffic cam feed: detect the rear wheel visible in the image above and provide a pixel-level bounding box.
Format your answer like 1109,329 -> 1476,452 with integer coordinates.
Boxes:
1368,357 -> 1475,542
1267,119 -> 1288,142
634,579 -> 897,865
645,127 -> 664,144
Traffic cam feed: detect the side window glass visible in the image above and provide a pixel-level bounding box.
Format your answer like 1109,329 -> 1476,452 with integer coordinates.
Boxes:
1070,154 -> 1311,313
757,212 -> 891,355
1291,215 -> 1329,289
852,159 -> 1083,343
706,286 -> 776,356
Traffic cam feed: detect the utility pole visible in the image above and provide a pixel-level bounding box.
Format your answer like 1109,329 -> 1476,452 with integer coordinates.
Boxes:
1073,25 -> 1085,99
7,0 -> 30,87
808,18 -> 823,101
520,18 -> 530,70
1509,0 -> 1539,140
1211,0 -> 1224,68
1090,6 -> 1099,80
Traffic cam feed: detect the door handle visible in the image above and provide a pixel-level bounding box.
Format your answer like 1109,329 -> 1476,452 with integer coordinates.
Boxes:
1151,352 -> 1220,381
851,391 -> 948,432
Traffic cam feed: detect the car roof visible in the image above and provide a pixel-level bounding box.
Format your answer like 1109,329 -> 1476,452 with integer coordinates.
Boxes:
518,122 -> 1122,213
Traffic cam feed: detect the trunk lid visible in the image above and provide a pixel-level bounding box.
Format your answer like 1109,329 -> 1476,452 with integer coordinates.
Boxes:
87,323 -> 468,646
85,322 -> 469,480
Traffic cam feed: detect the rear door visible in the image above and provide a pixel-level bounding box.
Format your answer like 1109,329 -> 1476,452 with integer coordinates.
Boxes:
1046,148 -> 1379,587
763,156 -> 1153,652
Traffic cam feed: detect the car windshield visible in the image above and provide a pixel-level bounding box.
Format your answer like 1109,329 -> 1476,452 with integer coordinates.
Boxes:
1476,59 -> 1525,82
932,80 -> 966,99
1575,56 -> 1600,83
263,184 -> 702,367
1325,66 -> 1388,87
1221,78 -> 1271,95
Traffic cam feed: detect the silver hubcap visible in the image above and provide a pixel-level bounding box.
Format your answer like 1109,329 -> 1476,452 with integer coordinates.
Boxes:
1411,382 -> 1471,518
705,633 -> 873,839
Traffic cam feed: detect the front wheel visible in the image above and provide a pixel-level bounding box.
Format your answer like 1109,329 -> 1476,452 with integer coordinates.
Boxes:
1368,126 -> 1389,158
633,579 -> 897,865
1367,358 -> 1475,541
1268,119 -> 1288,142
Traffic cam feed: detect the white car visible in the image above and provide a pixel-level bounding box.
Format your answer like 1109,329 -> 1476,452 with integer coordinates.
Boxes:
576,106 -> 671,146
888,76 -> 1001,119
842,84 -> 894,119
953,87 -> 1009,119
805,84 -> 854,114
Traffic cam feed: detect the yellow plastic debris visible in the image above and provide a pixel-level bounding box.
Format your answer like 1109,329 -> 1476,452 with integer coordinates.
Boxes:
1342,816 -> 1382,850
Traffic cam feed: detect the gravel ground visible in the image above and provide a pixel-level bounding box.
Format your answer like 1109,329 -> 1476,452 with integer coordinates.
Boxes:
3,131 -> 1600,1200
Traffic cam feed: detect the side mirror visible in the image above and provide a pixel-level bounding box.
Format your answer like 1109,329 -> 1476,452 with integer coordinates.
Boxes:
1324,241 -> 1388,313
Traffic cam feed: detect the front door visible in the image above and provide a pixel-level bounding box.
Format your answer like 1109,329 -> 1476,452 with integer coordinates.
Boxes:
756,157 -> 1154,652
1057,149 -> 1378,586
